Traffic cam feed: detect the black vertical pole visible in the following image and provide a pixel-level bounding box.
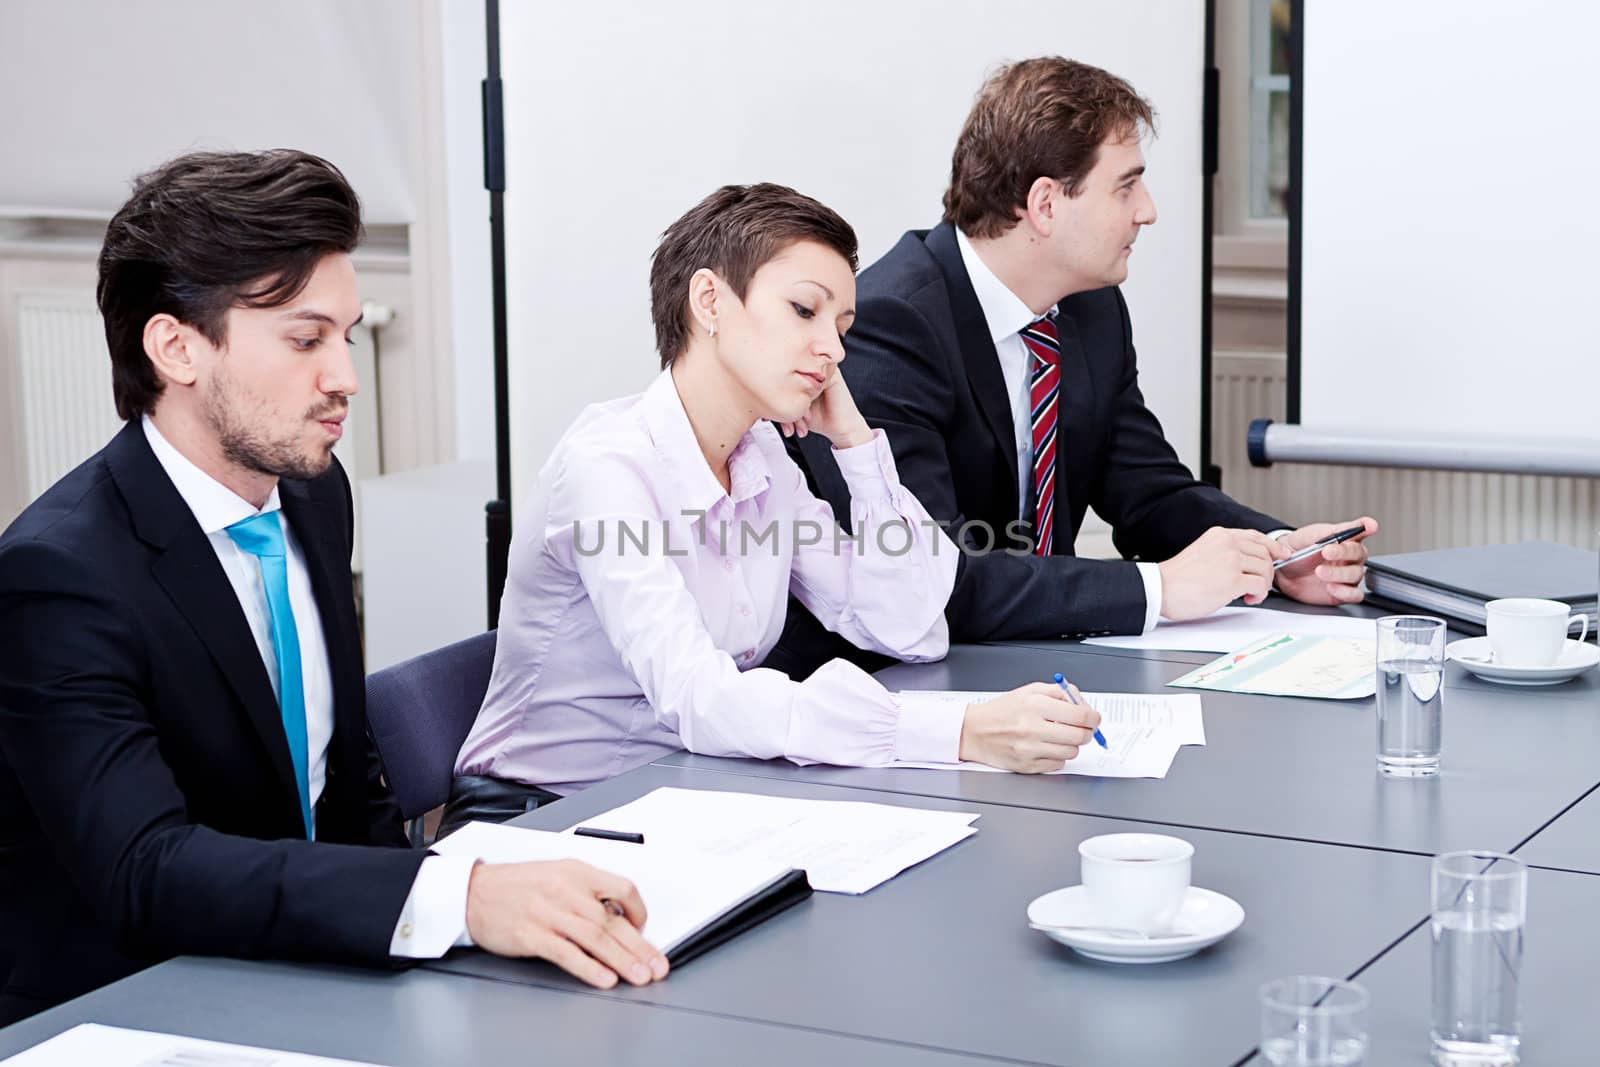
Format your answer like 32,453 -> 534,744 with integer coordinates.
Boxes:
1286,0 -> 1304,425
483,0 -> 511,628
1200,0 -> 1221,488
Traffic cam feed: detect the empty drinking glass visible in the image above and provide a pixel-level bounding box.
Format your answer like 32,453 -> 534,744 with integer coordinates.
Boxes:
1376,615 -> 1446,776
1259,976 -> 1370,1065
1431,851 -> 1526,1066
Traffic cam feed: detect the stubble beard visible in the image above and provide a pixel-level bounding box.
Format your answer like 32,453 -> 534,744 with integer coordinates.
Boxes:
205,376 -> 338,482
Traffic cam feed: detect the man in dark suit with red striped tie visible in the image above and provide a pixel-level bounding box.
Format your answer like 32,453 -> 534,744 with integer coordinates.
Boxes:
778,57 -> 1374,664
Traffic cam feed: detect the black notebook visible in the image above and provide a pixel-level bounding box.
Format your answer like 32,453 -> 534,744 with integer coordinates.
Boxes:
429,820 -> 811,969
1366,540 -> 1598,631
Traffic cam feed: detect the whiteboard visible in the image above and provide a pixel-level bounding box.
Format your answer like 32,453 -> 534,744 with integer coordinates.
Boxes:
1297,0 -> 1600,444
500,0 -> 1206,505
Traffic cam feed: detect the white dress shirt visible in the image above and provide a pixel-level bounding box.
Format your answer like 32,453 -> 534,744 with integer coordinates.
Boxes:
953,230 -> 1166,632
141,417 -> 472,958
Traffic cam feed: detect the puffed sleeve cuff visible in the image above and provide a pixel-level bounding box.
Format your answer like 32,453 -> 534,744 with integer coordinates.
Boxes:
830,429 -> 900,509
889,691 -> 967,764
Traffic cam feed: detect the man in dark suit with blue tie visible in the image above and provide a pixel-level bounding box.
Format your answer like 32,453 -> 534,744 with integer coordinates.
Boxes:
0,150 -> 667,1023
781,57 -> 1375,666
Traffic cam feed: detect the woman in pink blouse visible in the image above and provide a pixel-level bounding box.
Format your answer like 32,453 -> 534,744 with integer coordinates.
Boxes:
446,184 -> 1099,829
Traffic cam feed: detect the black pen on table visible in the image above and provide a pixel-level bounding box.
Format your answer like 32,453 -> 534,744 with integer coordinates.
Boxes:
1271,524 -> 1369,571
574,826 -> 645,844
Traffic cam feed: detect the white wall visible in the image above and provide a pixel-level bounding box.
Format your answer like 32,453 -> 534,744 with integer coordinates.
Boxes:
438,1 -> 495,464
0,0 -> 418,223
0,0 -> 462,523
498,0 -> 1206,509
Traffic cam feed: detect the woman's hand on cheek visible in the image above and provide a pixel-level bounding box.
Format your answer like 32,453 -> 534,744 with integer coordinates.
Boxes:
796,371 -> 872,449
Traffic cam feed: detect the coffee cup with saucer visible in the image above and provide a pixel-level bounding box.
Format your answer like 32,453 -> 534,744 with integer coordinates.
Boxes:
1027,833 -> 1245,964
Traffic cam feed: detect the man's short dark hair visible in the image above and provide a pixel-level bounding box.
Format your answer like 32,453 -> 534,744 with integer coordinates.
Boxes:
943,57 -> 1155,239
650,183 -> 859,369
97,150 -> 365,420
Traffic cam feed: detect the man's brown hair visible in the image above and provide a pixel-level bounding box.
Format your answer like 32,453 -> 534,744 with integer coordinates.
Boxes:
650,183 -> 858,368
942,57 -> 1155,239
97,150 -> 364,420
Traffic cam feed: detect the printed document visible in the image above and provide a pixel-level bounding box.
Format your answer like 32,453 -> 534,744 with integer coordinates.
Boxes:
560,786 -> 980,894
1082,605 -> 1376,653
434,818 -> 798,950
1169,633 -> 1377,699
889,691 -> 1205,779
0,1025 -> 382,1067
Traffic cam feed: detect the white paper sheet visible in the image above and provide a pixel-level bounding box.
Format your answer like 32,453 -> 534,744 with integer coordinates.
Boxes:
0,1025 -> 382,1067
561,787 -> 980,895
888,691 -> 1205,779
1082,605 -> 1377,653
432,819 -> 796,952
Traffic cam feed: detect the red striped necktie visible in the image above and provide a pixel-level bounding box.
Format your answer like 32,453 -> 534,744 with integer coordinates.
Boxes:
1021,310 -> 1060,557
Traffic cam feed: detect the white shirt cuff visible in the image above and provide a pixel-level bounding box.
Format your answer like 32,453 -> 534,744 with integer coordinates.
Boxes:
890,691 -> 968,764
1268,529 -> 1293,540
1135,562 -> 1163,633
389,854 -> 478,958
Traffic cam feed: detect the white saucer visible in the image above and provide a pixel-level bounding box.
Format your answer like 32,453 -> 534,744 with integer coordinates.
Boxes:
1446,637 -> 1600,686
1026,885 -> 1245,964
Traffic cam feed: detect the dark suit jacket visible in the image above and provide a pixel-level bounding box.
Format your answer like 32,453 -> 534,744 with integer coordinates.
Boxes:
0,421 -> 425,1023
781,222 -> 1283,660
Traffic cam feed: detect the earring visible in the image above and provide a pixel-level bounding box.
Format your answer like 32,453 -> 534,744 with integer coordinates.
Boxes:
708,323 -> 717,337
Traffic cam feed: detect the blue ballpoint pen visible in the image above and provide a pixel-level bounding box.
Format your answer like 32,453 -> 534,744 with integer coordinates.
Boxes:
1053,672 -> 1108,749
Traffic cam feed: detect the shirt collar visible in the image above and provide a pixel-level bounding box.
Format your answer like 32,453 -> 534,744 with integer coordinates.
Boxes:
955,227 -> 1042,345
141,415 -> 282,535
639,370 -> 772,514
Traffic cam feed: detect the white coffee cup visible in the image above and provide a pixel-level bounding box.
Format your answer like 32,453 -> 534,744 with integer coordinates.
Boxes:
1485,598 -> 1589,667
1078,833 -> 1193,936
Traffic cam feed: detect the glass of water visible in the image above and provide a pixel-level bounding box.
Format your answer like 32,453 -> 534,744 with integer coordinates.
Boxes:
1376,615 -> 1446,776
1431,851 -> 1526,1066
1259,976 -> 1370,1065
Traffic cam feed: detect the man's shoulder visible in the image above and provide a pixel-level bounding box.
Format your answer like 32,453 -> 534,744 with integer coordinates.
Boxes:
857,227 -> 948,305
0,443 -> 123,559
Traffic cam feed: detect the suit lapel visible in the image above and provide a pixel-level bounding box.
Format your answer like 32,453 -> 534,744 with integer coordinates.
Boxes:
923,224 -> 1020,519
1051,305 -> 1096,555
105,423 -> 302,812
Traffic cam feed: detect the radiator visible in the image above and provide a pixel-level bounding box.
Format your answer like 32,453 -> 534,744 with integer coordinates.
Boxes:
16,290 -> 122,500
1213,351 -> 1600,554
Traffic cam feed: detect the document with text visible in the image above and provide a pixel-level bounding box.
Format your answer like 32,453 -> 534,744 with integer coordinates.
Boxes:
0,1025 -> 383,1067
1082,605 -> 1376,653
890,690 -> 1206,779
1169,633 -> 1377,699
434,818 -> 803,954
561,786 -> 980,895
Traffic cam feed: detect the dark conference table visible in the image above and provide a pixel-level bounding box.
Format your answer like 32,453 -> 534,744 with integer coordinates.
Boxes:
3,607 -> 1597,1066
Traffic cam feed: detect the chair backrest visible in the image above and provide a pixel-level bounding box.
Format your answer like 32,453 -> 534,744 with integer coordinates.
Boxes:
366,630 -> 497,821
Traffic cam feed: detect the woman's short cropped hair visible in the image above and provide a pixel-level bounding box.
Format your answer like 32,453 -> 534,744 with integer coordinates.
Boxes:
650,183 -> 858,368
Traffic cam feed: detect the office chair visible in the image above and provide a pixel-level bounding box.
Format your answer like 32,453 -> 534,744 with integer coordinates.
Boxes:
366,630 -> 497,846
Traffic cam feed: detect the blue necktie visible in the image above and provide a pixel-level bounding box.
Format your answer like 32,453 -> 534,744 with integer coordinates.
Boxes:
225,511 -> 312,837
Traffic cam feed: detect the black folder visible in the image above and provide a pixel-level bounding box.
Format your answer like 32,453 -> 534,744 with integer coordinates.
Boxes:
1365,540 -> 1598,633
